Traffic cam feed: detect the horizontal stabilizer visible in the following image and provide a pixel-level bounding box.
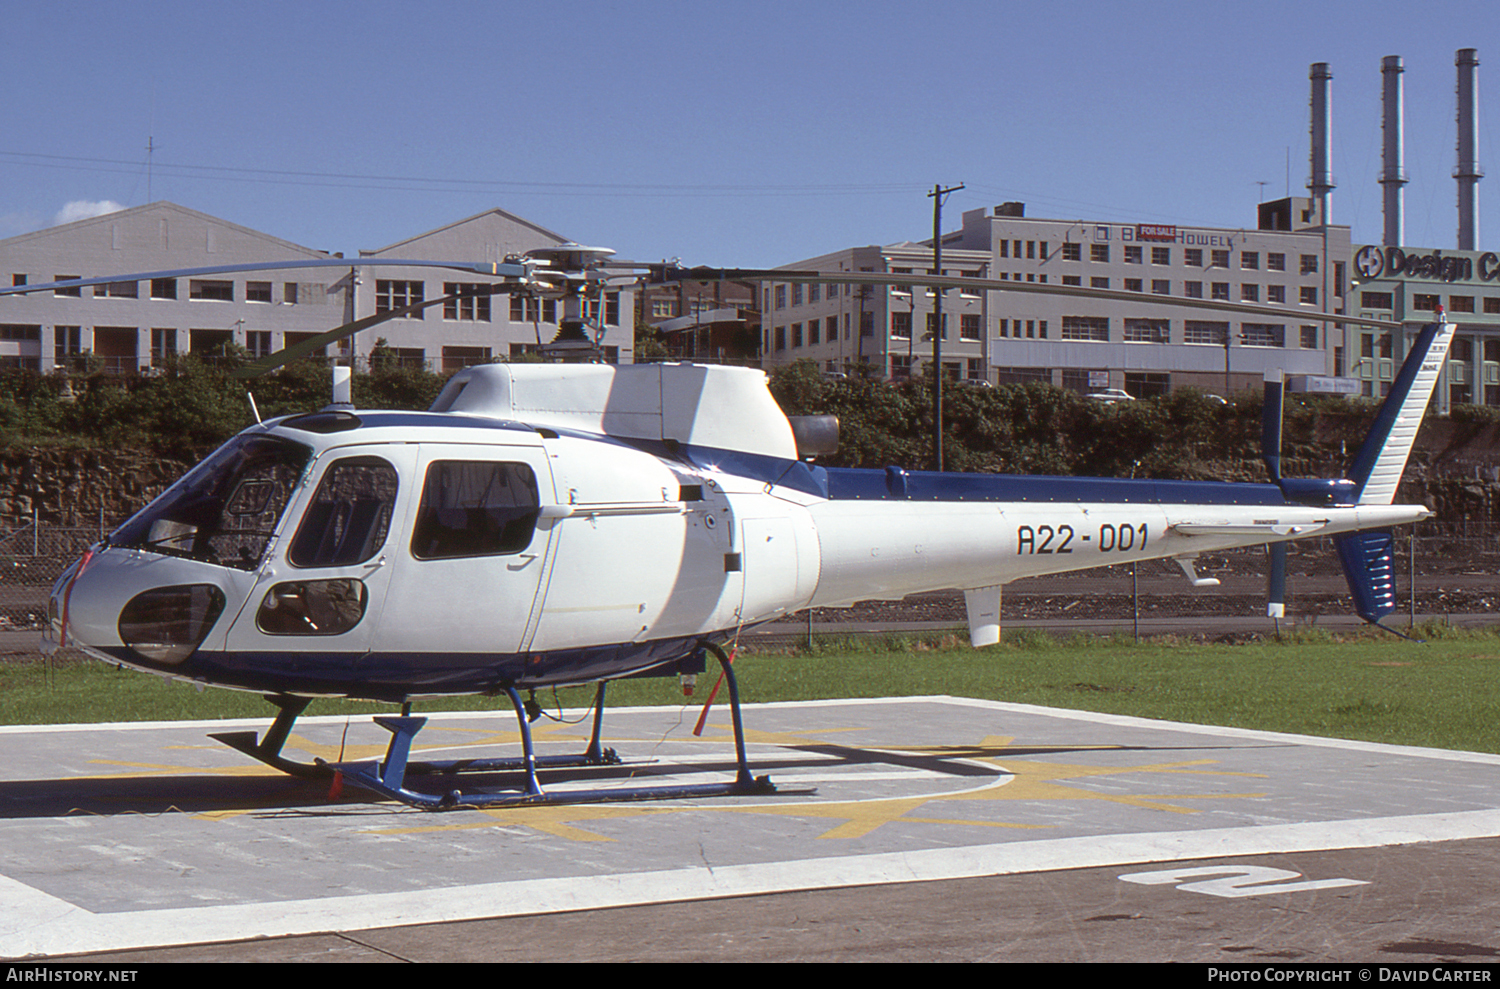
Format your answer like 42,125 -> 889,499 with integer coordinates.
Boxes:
1335,530 -> 1399,624
1172,522 -> 1323,538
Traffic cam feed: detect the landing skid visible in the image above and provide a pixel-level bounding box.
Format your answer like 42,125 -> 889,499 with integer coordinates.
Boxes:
211,641 -> 777,809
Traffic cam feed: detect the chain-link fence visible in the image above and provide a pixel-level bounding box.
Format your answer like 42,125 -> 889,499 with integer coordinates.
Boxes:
3,519 -> 1496,652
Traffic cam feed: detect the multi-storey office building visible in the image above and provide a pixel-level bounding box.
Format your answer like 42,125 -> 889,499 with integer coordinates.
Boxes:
762,242 -> 993,381
0,202 -> 634,373
950,200 -> 1352,397
1350,242 -> 1500,409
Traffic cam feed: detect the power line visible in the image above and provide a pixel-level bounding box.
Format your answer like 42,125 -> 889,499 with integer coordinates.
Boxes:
0,150 -> 922,199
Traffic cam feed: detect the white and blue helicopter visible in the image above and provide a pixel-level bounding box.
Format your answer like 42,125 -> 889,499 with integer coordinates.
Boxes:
1,248 -> 1451,809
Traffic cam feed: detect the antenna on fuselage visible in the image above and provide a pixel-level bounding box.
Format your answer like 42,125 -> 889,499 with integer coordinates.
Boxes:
327,365 -> 353,410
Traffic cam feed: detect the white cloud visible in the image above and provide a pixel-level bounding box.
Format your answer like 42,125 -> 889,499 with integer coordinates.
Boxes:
54,200 -> 126,226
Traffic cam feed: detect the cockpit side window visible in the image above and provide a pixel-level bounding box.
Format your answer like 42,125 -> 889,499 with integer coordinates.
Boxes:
410,461 -> 540,560
288,456 -> 399,568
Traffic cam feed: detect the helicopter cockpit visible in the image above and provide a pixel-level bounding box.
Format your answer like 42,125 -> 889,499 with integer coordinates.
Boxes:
109,433 -> 311,571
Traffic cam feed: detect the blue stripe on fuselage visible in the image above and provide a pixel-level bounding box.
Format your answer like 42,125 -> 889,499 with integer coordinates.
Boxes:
824,468 -> 1286,506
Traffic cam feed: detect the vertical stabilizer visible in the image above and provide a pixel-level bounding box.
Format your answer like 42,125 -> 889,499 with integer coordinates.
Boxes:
1346,320 -> 1454,505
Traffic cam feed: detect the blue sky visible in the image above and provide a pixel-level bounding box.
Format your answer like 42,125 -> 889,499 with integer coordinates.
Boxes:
4,1 -> 1500,267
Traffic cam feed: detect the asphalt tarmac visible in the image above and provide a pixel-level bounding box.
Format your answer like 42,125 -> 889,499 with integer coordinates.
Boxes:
2,696 -> 1499,964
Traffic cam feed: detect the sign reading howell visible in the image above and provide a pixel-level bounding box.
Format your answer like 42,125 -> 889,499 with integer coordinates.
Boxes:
1356,243 -> 1500,284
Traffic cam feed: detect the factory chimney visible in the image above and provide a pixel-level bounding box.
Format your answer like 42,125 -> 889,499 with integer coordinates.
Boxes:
1380,56 -> 1407,246
1456,48 -> 1482,250
1308,63 -> 1335,224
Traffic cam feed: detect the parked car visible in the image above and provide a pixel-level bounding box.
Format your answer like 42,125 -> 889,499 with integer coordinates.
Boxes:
1086,388 -> 1134,404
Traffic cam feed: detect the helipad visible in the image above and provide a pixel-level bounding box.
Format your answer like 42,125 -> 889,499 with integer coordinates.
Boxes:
3,696 -> 1500,958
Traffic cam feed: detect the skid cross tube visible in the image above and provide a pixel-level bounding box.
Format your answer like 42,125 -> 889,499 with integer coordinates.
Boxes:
336,642 -> 776,809
213,684 -> 622,780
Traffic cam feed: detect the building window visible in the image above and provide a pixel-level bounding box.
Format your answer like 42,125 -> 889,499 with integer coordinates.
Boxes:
284,283 -> 299,305
1124,319 -> 1169,343
1300,286 -> 1318,305
1485,298 -> 1500,314
1267,253 -> 1286,271
441,345 -> 491,372
1241,252 -> 1259,270
1300,255 -> 1319,274
1241,323 -> 1285,347
1241,284 -> 1259,302
1300,325 -> 1319,349
246,282 -> 273,304
809,318 -> 821,345
1268,285 -> 1285,303
1091,244 -> 1109,263
1151,279 -> 1170,295
1184,248 -> 1203,267
150,328 -> 176,364
1062,275 -> 1082,286
891,312 -> 911,338
925,313 -> 947,339
53,275 -> 81,297
1124,246 -> 1143,264
1450,295 -> 1475,313
792,284 -> 803,306
775,285 -> 786,309
792,323 -> 803,347
55,325 -> 82,365
1062,243 -> 1081,261
960,314 -> 981,340
377,280 -> 424,316
1124,278 -> 1143,292
1184,321 -> 1228,345
443,283 -> 491,321
774,326 -> 786,351
1413,294 -> 1440,311
150,278 -> 177,300
10,274 -> 24,287
1091,277 -> 1109,289
1151,247 -> 1171,266
1184,281 -> 1203,298
1125,372 -> 1170,398
247,331 -> 272,357
1362,291 -> 1394,309
190,280 -> 234,301
1211,282 -> 1230,300
94,281 -> 137,298
1062,316 -> 1109,341
1211,250 -> 1230,268
809,283 -> 820,303
890,354 -> 912,380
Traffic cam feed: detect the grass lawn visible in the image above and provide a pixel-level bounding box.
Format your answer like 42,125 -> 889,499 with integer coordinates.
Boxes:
3,622 -> 1497,754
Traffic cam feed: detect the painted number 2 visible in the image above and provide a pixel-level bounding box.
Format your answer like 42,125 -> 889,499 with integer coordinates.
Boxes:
1118,865 -> 1368,898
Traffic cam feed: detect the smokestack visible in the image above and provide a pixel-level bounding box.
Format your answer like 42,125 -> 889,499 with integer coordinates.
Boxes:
1380,56 -> 1407,246
1456,48 -> 1483,250
1308,63 -> 1335,224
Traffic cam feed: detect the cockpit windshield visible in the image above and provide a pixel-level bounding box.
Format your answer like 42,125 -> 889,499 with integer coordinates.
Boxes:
110,435 -> 312,570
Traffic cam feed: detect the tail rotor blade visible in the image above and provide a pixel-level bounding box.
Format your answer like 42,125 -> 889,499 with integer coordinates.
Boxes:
1261,370 -> 1285,486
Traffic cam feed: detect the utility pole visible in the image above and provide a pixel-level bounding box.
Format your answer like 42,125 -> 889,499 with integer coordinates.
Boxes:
929,182 -> 963,472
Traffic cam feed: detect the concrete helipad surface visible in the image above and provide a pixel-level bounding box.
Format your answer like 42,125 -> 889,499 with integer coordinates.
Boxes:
3,696 -> 1500,960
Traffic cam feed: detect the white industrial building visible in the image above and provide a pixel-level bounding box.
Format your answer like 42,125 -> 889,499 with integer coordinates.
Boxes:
0,202 -> 633,373
763,242 -> 994,382
762,198 -> 1352,397
950,199 -> 1351,396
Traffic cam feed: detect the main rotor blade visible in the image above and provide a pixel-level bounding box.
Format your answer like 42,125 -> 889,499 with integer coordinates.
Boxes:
230,293 -> 458,378
654,266 -> 1403,329
0,258 -> 530,298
